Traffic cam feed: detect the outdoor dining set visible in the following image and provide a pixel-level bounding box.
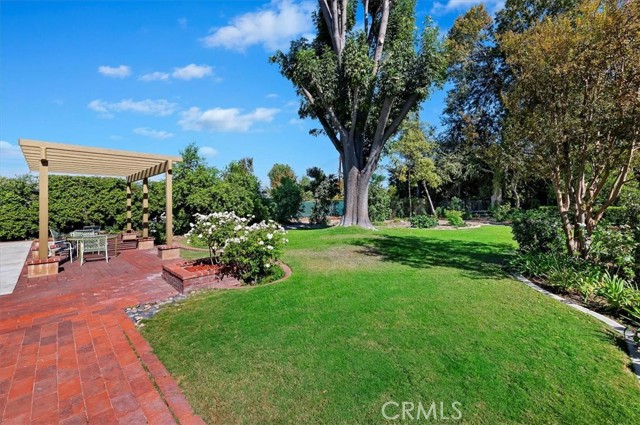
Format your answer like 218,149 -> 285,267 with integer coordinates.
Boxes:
48,226 -> 112,265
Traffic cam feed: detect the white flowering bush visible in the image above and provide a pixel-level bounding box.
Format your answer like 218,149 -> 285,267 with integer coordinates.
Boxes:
222,220 -> 288,284
185,212 -> 248,264
186,212 -> 288,284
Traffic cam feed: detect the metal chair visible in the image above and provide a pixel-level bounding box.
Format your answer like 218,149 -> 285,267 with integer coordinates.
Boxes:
49,229 -> 73,262
81,235 -> 108,265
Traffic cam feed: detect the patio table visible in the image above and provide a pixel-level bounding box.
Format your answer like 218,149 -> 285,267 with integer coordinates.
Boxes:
66,234 -> 117,265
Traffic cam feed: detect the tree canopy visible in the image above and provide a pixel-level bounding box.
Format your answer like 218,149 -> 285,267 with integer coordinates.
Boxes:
271,0 -> 447,227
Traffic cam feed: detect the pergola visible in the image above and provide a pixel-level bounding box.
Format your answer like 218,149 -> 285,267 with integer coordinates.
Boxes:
19,139 -> 182,259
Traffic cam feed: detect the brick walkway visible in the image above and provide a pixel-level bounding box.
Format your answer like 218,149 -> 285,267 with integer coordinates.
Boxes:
0,248 -> 205,424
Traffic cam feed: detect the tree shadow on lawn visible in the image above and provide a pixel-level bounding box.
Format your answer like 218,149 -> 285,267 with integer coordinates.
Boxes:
352,234 -> 515,279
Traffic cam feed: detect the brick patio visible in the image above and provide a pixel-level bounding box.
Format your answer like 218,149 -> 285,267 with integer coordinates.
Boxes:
0,248 -> 205,424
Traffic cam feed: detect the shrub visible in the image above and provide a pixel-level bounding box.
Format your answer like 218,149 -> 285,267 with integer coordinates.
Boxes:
591,224 -> 638,279
445,210 -> 465,227
271,177 -> 303,223
597,273 -> 639,312
185,212 -> 247,264
310,179 -> 340,224
222,220 -> 287,284
511,208 -> 565,253
368,175 -> 392,223
490,204 -> 513,222
409,215 -> 438,228
602,206 -> 629,226
449,197 -> 464,211
186,212 -> 288,284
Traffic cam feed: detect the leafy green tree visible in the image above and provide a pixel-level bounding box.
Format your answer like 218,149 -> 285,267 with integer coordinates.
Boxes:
502,0 -> 640,257
387,116 -> 441,215
368,174 -> 392,223
268,163 -> 297,190
271,0 -> 447,227
271,177 -> 304,223
214,159 -> 272,222
173,143 -> 220,234
442,1 -> 581,207
304,167 -> 340,224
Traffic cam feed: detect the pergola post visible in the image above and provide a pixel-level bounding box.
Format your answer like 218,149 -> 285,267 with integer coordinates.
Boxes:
126,182 -> 132,232
38,147 -> 48,259
142,177 -> 149,238
165,161 -> 173,245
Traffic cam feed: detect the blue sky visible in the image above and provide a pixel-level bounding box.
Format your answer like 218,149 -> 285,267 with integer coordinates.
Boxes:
0,0 -> 502,184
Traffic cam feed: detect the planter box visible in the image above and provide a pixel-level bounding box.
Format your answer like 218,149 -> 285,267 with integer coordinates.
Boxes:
162,261 -> 241,293
122,232 -> 138,242
157,244 -> 181,260
27,257 -> 60,278
137,237 -> 155,250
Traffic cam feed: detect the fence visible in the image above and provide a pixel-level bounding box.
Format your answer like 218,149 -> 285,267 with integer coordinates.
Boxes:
300,200 -> 345,218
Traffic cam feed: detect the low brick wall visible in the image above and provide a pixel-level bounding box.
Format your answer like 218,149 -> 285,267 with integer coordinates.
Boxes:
27,257 -> 60,278
157,244 -> 181,260
162,262 -> 242,293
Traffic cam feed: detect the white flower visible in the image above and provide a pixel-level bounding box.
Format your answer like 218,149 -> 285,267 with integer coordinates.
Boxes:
265,263 -> 271,268
258,240 -> 264,245
267,233 -> 273,240
267,245 -> 273,250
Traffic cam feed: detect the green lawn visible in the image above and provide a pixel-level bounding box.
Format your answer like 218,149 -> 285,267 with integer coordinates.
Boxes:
143,226 -> 640,424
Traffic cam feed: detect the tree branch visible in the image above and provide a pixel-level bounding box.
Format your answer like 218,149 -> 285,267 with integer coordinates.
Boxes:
382,93 -> 419,142
372,0 -> 390,76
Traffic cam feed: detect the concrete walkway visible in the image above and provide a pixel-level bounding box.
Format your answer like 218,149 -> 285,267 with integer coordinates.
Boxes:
0,241 -> 32,296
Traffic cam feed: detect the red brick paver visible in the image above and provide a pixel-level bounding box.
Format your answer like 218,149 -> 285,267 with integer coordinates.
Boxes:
0,249 -> 205,424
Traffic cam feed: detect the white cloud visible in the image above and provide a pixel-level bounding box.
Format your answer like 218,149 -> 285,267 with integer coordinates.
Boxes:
199,146 -> 218,157
179,107 -> 280,132
431,0 -> 504,14
171,64 -> 213,80
88,99 -> 178,117
266,93 -> 279,99
178,17 -> 188,28
133,127 -> 174,139
98,65 -> 132,78
140,72 -> 170,82
201,0 -> 314,51
0,140 -> 21,159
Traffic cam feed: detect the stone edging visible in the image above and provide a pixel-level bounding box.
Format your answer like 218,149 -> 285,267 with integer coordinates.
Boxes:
126,262 -> 293,326
513,274 -> 640,381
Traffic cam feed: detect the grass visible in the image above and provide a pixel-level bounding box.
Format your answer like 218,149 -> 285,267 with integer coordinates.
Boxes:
143,226 -> 640,424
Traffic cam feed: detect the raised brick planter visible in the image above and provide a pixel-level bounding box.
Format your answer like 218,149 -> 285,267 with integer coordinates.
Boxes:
137,237 -> 155,250
27,257 -> 60,278
162,261 -> 242,293
157,244 -> 181,260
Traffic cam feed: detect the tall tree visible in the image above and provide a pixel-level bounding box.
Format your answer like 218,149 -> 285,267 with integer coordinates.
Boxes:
271,0 -> 446,227
502,0 -> 640,257
387,116 -> 441,215
268,163 -> 297,190
442,1 -> 581,207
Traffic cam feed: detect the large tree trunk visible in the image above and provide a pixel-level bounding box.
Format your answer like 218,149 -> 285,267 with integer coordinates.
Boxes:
341,156 -> 373,228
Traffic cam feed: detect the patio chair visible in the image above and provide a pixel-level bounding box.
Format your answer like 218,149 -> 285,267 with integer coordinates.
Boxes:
83,225 -> 102,234
81,235 -> 108,265
49,229 -> 73,262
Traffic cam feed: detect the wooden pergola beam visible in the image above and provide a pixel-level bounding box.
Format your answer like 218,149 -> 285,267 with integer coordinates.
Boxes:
19,139 -> 182,262
38,147 -> 48,259
126,161 -> 170,183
